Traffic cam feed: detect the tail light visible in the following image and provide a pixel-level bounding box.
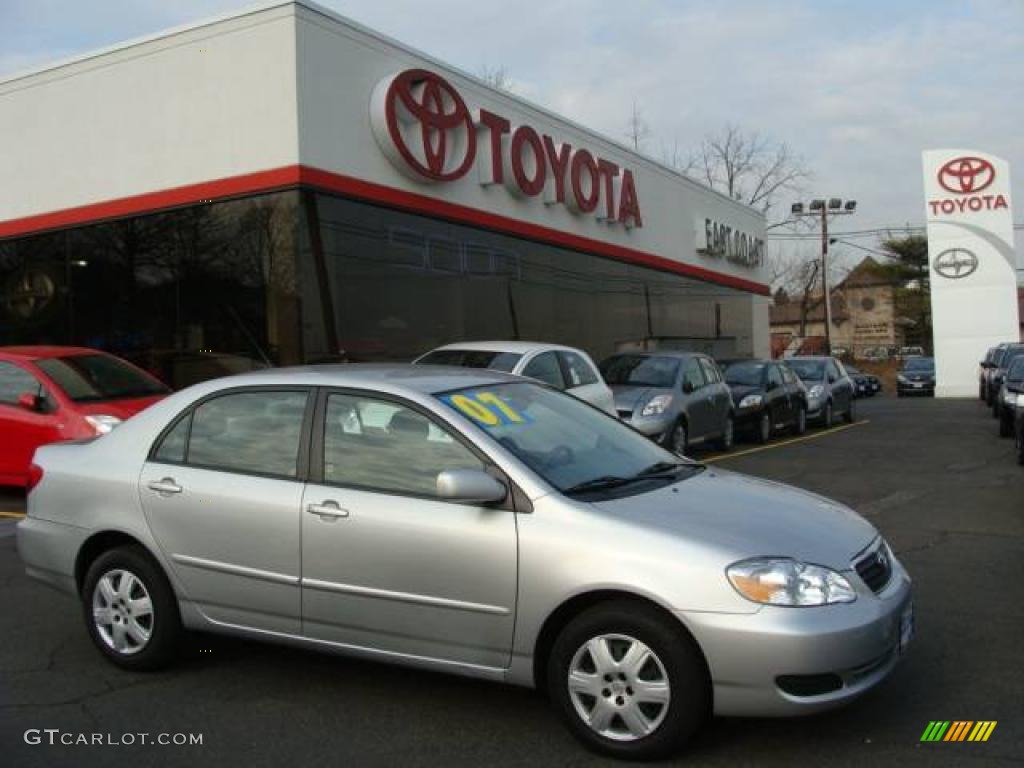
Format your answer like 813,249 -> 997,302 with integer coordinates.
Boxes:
26,462 -> 44,493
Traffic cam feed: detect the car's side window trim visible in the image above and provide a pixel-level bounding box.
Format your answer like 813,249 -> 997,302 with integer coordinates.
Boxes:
310,386 -> 520,512
146,385 -> 316,483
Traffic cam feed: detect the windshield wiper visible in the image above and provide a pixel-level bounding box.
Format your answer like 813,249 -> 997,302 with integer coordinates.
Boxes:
635,461 -> 687,476
564,475 -> 637,495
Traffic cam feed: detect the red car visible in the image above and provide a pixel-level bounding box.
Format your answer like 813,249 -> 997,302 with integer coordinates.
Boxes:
0,347 -> 170,487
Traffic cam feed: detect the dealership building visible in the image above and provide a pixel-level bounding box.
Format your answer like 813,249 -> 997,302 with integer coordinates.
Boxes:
0,1 -> 769,388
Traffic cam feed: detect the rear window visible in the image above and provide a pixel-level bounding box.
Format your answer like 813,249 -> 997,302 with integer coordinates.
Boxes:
36,354 -> 170,402
600,355 -> 680,388
416,349 -> 522,373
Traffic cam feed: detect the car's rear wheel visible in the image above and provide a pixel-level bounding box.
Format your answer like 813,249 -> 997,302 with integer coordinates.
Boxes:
82,545 -> 182,671
756,410 -> 771,444
547,601 -> 709,761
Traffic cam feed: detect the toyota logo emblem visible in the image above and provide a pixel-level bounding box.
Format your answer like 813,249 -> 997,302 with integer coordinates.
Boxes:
937,156 -> 995,194
373,69 -> 476,183
933,247 -> 979,279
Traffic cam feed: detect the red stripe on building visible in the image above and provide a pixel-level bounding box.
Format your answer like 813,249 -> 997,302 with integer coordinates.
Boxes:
0,164 -> 771,296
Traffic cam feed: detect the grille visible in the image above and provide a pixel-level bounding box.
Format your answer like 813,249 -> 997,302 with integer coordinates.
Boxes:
854,542 -> 893,593
617,410 -> 633,419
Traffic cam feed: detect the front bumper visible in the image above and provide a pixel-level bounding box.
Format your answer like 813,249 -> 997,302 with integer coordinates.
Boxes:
897,381 -> 934,395
622,413 -> 675,441
679,561 -> 912,717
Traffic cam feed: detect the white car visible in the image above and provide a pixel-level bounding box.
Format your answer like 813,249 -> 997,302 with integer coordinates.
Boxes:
415,341 -> 616,415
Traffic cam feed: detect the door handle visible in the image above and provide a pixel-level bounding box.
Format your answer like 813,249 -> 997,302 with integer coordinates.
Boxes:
147,478 -> 182,495
307,501 -> 349,521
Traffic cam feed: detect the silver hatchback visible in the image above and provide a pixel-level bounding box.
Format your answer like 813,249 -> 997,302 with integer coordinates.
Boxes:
18,365 -> 912,760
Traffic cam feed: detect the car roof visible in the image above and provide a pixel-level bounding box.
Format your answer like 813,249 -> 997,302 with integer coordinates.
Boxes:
193,363 -> 523,396
788,356 -> 834,361
425,340 -> 580,355
0,345 -> 103,361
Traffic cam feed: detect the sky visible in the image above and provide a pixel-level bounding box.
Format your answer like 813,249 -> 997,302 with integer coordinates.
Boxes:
1,0 -> 1022,272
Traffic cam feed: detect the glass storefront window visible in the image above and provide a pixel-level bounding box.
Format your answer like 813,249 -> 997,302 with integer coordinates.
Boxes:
1,188 -> 754,388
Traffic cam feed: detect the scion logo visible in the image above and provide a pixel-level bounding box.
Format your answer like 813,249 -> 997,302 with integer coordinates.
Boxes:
372,69 -> 476,183
933,247 -> 979,279
938,156 -> 995,195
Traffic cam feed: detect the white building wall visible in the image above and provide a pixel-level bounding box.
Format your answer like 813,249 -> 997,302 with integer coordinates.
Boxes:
0,5 -> 300,225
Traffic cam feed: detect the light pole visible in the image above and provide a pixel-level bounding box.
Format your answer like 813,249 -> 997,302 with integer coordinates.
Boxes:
790,198 -> 857,356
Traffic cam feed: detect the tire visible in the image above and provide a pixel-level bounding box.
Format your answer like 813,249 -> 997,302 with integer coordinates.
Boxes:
81,545 -> 182,671
822,401 -> 833,428
844,398 -> 856,424
666,419 -> 688,457
897,391 -> 904,398
547,601 -> 710,761
1017,427 -> 1024,466
992,400 -> 1000,419
999,413 -> 1013,438
717,415 -> 734,452
795,405 -> 807,435
756,410 -> 771,444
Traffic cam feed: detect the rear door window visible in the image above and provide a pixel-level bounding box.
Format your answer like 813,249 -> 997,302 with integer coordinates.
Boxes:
558,351 -> 599,389
522,352 -> 566,389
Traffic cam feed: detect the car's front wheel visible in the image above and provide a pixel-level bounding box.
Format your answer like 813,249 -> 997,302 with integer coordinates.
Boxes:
844,398 -> 856,424
795,404 -> 807,435
548,601 -> 709,761
717,415 -> 735,452
756,410 -> 772,444
999,413 -> 1013,438
667,419 -> 688,456
82,545 -> 182,671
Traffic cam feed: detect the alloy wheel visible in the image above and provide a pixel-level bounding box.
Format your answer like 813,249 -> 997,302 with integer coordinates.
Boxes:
92,568 -> 154,656
759,412 -> 771,443
567,634 -> 671,742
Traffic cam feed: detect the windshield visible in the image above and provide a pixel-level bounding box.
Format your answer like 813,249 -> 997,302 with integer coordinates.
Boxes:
600,355 -> 680,388
36,354 -> 170,402
723,362 -> 765,387
787,359 -> 825,381
1000,348 -> 1024,369
845,366 -> 861,375
902,357 -> 934,372
1007,357 -> 1024,383
437,382 -> 700,496
416,349 -> 522,373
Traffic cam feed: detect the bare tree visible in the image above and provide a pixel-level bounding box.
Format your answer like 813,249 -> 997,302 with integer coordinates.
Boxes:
674,124 -> 810,222
625,100 -> 651,152
478,65 -> 512,91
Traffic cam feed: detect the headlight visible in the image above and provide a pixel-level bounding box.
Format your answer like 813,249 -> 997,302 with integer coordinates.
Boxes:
641,394 -> 673,417
897,375 -> 908,384
738,394 -> 763,409
808,384 -> 824,399
1004,391 -> 1019,406
727,558 -> 857,606
85,414 -> 123,435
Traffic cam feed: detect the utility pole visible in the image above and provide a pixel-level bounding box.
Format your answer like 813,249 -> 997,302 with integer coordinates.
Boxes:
791,198 -> 857,356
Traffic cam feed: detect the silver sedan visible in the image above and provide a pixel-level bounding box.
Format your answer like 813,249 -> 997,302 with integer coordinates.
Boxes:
17,365 -> 912,760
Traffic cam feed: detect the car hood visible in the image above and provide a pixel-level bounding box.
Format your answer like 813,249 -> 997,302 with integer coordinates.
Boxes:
589,468 -> 877,569
611,385 -> 666,411
75,395 -> 167,420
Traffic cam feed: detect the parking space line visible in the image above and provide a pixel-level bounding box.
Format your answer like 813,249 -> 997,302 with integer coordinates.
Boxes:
0,511 -> 26,519
702,420 -> 871,463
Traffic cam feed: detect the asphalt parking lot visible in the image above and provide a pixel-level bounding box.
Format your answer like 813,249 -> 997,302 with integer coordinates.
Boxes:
1,395 -> 1021,767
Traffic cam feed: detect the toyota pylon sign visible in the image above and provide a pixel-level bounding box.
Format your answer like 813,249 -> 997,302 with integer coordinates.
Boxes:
922,149 -> 1019,397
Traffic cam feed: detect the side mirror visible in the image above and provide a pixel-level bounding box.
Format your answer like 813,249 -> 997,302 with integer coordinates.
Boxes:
17,392 -> 42,412
681,380 -> 695,394
436,469 -> 507,505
